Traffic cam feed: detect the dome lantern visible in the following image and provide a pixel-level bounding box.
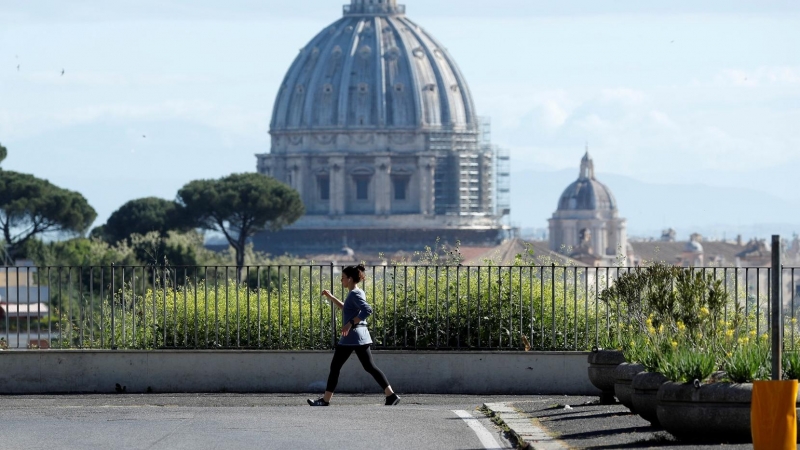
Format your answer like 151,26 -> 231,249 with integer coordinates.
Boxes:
344,0 -> 405,16
580,148 -> 595,180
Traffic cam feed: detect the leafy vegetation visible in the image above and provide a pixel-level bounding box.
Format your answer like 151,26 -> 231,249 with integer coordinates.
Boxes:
0,170 -> 96,260
178,173 -> 304,275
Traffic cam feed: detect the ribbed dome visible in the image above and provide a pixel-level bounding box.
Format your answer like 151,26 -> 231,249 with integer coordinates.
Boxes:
557,152 -> 618,211
270,0 -> 477,132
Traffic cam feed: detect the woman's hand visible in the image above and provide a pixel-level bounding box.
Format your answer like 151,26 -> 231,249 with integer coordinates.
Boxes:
322,289 -> 333,299
341,322 -> 352,337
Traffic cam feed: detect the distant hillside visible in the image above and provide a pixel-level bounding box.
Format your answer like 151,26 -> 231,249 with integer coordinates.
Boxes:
510,169 -> 800,240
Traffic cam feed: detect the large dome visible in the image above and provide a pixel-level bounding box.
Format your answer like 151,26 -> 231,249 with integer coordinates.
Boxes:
270,0 -> 477,132
557,152 -> 618,212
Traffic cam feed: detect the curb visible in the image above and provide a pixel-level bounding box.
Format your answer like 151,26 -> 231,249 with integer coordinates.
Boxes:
483,402 -> 568,450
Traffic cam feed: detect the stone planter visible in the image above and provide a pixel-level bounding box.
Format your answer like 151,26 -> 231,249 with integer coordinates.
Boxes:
657,382 -> 754,442
614,362 -> 645,411
587,348 -> 625,404
631,371 -> 667,426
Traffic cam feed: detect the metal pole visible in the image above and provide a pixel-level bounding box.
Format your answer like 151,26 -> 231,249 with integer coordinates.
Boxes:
772,235 -> 782,380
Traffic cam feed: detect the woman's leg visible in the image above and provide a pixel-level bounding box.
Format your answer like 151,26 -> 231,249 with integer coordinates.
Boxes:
354,345 -> 395,396
324,345 -> 354,401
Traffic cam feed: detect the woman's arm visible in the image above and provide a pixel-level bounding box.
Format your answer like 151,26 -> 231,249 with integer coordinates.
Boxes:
321,290 -> 344,309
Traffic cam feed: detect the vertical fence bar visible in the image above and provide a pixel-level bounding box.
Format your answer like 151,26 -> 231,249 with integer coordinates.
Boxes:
456,266 -> 460,349
562,267 -> 568,349
467,267 -> 472,348
756,268 -> 761,337
277,266 -> 282,349
529,267 -> 534,350
573,267 -> 578,350
551,264 -> 556,349
477,266 -> 482,349
382,265 -> 387,348
767,267 -> 772,334
404,266 -> 409,348
445,267 -> 451,348
288,266 -> 293,349
519,267 -> 523,351
414,266 -> 419,349
47,267 -> 53,348
120,267 -> 125,349
487,266 -> 492,348
193,267 -> 198,349
330,263 -> 335,348
14,267 -> 20,348
172,267 -> 178,347
539,266 -> 544,349
3,267 -> 8,348
434,266 -> 439,349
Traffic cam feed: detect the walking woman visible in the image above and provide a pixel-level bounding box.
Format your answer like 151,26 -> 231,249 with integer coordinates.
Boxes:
308,264 -> 401,406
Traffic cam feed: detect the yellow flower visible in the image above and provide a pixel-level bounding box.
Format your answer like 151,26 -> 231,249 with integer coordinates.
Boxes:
659,324 -> 665,333
792,318 -> 798,324
646,318 -> 653,327
630,341 -> 636,348
700,307 -> 710,316
725,329 -> 734,339
647,325 -> 656,335
761,333 -> 769,341
726,352 -> 732,358
749,330 -> 757,338
671,341 -> 678,348
677,321 -> 686,331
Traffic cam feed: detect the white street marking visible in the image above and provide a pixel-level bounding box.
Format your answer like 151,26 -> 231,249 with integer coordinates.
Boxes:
452,409 -> 504,450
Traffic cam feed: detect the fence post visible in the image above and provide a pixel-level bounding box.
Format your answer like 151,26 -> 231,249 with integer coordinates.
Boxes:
330,262 -> 336,348
772,235 -> 782,380
110,262 -> 116,350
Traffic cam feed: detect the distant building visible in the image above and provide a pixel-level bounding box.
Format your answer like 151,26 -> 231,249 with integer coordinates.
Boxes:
254,0 -> 509,255
548,151 -> 628,266
0,262 -> 50,304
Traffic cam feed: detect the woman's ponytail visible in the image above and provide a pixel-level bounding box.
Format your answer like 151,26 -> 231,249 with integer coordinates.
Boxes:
343,264 -> 367,283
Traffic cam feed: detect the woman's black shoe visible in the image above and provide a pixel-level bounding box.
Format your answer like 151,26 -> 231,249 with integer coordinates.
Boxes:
385,394 -> 401,406
307,398 -> 329,407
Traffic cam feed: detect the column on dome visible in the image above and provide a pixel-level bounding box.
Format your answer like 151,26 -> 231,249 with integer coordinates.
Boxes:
329,155 -> 346,216
418,155 -> 436,216
374,156 -> 392,215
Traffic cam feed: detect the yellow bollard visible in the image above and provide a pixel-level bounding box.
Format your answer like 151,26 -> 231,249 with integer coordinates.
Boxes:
751,380 -> 798,449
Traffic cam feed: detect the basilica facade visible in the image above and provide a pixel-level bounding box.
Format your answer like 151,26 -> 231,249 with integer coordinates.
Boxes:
255,0 -> 507,254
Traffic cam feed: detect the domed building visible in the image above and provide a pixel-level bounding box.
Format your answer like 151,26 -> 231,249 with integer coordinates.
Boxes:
548,151 -> 627,266
255,0 -> 507,254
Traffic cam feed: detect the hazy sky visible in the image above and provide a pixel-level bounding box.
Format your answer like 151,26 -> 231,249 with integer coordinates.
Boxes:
1,0 -> 798,230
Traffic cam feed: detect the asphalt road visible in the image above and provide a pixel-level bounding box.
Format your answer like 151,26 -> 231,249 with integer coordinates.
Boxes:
0,394 -> 523,450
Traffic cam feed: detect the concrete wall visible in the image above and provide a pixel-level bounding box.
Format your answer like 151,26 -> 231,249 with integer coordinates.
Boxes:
0,350 -> 599,395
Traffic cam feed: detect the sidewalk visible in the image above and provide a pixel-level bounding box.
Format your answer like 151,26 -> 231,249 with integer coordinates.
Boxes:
483,395 -> 759,450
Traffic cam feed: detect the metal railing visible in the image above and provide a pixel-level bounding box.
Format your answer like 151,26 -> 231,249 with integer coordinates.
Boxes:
1,264 -> 798,351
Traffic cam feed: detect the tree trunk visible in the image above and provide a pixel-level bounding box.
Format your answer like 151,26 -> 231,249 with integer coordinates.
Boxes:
234,238 -> 246,282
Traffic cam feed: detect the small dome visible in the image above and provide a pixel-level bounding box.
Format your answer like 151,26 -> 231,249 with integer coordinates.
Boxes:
685,241 -> 704,253
557,152 -> 617,212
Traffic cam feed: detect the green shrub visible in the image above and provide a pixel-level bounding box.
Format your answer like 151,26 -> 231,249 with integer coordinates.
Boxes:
724,338 -> 770,383
659,347 -> 716,383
